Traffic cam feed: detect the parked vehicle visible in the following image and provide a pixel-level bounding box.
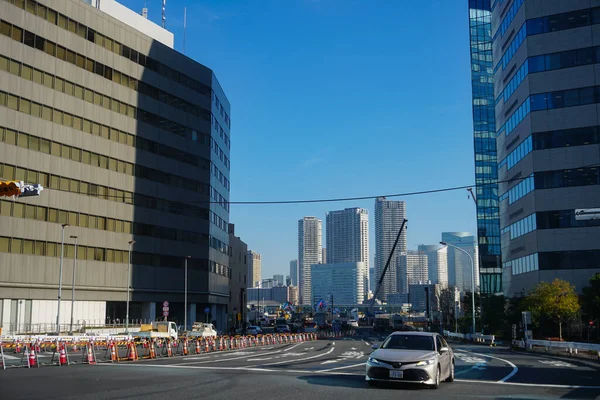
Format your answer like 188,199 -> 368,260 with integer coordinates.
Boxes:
275,324 -> 290,333
135,321 -> 178,340
186,322 -> 217,338
246,325 -> 263,335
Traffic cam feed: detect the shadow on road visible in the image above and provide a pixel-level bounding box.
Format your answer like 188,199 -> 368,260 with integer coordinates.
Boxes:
297,374 -> 427,391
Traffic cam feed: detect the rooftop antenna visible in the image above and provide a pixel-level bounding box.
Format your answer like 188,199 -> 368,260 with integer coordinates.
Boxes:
183,6 -> 187,54
142,0 -> 148,19
162,0 -> 166,28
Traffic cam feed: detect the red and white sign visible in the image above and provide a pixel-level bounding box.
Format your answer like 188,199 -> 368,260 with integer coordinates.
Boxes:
163,301 -> 169,307
162,311 -> 169,317
162,307 -> 169,312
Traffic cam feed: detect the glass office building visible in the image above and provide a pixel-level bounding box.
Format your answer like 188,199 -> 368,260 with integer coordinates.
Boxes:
468,0 -> 502,293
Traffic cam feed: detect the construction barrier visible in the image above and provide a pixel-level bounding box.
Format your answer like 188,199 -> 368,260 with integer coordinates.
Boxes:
0,331 -> 356,370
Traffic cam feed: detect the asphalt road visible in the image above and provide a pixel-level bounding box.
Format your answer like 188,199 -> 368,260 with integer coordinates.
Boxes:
2,331 -> 600,400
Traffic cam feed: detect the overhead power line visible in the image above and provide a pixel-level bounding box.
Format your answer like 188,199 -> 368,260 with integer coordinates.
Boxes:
32,162 -> 600,205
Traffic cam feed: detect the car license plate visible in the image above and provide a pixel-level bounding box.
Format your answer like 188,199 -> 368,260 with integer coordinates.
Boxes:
389,370 -> 403,379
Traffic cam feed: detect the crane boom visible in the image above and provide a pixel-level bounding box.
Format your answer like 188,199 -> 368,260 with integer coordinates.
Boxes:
369,219 -> 408,312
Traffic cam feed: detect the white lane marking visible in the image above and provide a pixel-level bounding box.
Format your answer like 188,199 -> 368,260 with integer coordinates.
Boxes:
456,349 -> 518,382
257,346 -> 335,366
538,360 -> 575,368
97,363 -> 600,386
456,379 -> 600,389
303,347 -> 314,351
364,342 -> 370,346
319,362 -> 365,372
174,349 -> 283,365
283,343 -> 302,352
246,357 -> 273,361
332,342 -> 335,346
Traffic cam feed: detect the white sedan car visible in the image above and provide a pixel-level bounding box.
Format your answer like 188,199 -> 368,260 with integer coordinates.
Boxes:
365,331 -> 454,389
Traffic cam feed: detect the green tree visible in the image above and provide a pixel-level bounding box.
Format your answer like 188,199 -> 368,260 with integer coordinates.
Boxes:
526,279 -> 580,341
582,273 -> 600,321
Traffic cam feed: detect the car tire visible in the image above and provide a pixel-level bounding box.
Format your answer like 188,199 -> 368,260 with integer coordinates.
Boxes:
446,361 -> 455,382
432,366 -> 441,389
368,381 -> 378,387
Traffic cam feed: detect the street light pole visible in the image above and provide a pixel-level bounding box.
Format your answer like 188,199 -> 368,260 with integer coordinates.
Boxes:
56,223 -> 69,334
126,240 -> 135,333
184,256 -> 191,331
69,235 -> 78,335
441,241 -> 476,335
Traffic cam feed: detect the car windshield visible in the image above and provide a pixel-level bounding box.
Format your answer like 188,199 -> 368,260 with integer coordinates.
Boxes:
381,335 -> 435,351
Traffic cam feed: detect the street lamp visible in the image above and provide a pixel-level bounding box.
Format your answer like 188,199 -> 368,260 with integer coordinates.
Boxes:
56,223 -> 69,334
69,235 -> 78,335
184,256 -> 191,331
440,241 -> 476,335
126,240 -> 135,333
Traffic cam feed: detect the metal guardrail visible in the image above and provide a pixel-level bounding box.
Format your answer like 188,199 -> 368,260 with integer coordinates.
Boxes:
443,330 -> 496,345
513,339 -> 600,357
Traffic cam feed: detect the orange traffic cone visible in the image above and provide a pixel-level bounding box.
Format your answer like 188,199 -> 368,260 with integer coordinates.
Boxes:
110,341 -> 117,362
28,346 -> 36,367
149,341 -> 156,359
59,344 -> 68,366
183,339 -> 189,356
87,343 -> 96,364
15,340 -> 21,354
167,340 -> 172,357
196,340 -> 201,354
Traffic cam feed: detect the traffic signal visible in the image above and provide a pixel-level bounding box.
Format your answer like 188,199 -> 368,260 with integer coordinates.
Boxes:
0,181 -> 44,198
0,181 -> 21,197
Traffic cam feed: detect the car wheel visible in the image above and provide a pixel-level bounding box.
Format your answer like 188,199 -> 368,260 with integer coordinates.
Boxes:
432,366 -> 441,389
446,361 -> 455,382
368,381 -> 378,387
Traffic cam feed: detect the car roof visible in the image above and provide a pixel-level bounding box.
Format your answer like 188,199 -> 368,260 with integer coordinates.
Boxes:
389,331 -> 438,337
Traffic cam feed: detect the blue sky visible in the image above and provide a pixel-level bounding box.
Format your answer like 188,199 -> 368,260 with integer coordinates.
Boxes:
120,0 -> 477,278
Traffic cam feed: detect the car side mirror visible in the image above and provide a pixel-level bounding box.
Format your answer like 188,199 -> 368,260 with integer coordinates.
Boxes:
371,344 -> 379,350
439,347 -> 449,353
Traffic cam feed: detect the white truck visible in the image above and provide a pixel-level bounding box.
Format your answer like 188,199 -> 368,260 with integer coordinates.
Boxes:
135,321 -> 178,340
185,322 -> 217,338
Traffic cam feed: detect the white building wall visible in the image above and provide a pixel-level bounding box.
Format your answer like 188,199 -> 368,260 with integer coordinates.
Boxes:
298,217 -> 322,305
87,0 -> 175,48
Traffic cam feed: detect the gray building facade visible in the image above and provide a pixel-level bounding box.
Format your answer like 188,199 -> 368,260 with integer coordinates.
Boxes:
492,0 -> 600,295
0,0 -> 231,333
228,224 -> 247,330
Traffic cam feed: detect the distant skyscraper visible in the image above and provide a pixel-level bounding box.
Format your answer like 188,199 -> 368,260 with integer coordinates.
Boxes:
273,274 -> 284,287
326,208 -> 369,294
375,197 -> 407,301
418,245 -> 448,288
442,232 -> 480,293
369,267 -> 375,292
322,248 -> 327,264
248,250 -> 262,288
289,286 -> 299,305
289,259 -> 299,286
397,251 -> 429,295
311,262 -> 366,305
298,217 -> 322,305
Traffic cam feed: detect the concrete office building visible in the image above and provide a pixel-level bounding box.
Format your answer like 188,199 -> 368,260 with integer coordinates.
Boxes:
228,224 -> 247,330
248,250 -> 261,288
326,207 -> 369,294
247,287 -> 272,303
442,232 -> 480,293
322,248 -> 327,264
273,274 -> 284,287
375,197 -> 407,301
397,251 -> 428,295
311,262 -> 365,306
289,259 -> 298,287
418,245 -> 449,288
0,0 -> 232,333
288,285 -> 299,305
468,0 -> 503,294
491,0 -> 600,295
298,216 -> 322,305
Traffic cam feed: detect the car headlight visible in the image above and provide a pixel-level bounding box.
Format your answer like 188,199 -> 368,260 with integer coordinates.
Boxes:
416,358 -> 436,366
368,357 -> 380,364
